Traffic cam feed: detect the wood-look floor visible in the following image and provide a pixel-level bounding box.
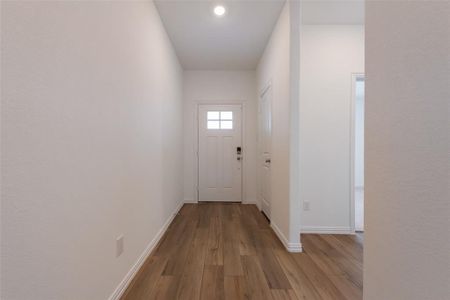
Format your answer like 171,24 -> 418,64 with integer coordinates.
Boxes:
122,203 -> 363,300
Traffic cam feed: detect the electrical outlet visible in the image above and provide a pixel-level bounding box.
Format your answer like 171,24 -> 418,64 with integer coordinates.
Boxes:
116,235 -> 124,257
303,201 -> 310,211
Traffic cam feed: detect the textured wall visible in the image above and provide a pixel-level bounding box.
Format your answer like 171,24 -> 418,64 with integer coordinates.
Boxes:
1,2 -> 183,299
257,2 -> 292,243
299,25 -> 364,232
365,1 -> 450,299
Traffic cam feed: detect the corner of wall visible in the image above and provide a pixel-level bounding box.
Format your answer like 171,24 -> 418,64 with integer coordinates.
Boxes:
271,221 -> 303,253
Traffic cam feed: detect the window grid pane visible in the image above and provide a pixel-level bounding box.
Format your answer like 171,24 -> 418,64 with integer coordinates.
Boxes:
206,110 -> 234,130
220,111 -> 233,120
220,120 -> 233,129
207,111 -> 220,120
207,120 -> 220,129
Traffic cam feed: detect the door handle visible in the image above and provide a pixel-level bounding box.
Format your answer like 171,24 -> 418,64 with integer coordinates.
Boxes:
265,159 -> 271,163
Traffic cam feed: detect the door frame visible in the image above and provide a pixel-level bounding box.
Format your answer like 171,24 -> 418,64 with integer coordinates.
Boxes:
195,102 -> 246,202
258,80 -> 272,217
350,73 -> 365,233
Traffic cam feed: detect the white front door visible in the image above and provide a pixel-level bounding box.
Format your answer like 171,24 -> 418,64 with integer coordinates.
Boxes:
198,104 -> 242,202
259,85 -> 272,218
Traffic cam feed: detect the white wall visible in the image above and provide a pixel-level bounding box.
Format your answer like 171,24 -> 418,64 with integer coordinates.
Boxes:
1,1 -> 183,299
299,25 -> 364,233
182,71 -> 258,204
365,2 -> 450,299
257,2 -> 302,249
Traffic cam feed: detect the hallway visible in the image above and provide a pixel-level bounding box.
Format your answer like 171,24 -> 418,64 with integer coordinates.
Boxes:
2,1 -> 448,299
122,203 -> 363,300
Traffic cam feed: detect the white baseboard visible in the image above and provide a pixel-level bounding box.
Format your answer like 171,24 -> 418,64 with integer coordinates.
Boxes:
251,199 -> 261,210
243,199 -> 258,205
301,226 -> 354,234
183,198 -> 198,203
184,199 -> 257,204
108,201 -> 184,300
271,222 -> 303,253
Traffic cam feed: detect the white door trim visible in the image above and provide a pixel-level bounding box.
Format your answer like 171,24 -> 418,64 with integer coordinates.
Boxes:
350,73 -> 365,233
195,101 -> 246,202
258,81 -> 272,218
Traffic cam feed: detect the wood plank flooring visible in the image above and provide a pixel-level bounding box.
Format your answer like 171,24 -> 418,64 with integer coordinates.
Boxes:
121,203 -> 363,300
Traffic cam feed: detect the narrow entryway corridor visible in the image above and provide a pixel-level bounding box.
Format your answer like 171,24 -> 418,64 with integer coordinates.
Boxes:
2,2 -> 447,299
122,203 -> 363,300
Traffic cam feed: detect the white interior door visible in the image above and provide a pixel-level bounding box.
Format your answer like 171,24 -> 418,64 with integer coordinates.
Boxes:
198,104 -> 242,202
259,85 -> 272,218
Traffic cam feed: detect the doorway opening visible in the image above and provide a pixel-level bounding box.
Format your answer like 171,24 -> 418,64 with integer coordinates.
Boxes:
352,74 -> 365,232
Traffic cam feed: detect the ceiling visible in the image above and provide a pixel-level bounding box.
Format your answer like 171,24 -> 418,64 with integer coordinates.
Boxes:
155,0 -> 286,70
301,1 -> 364,25
155,0 -> 364,70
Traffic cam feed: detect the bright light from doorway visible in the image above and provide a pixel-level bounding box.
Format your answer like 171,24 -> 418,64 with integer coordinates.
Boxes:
213,5 -> 226,17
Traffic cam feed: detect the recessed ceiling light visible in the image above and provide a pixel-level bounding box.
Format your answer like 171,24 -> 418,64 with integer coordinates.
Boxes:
213,5 -> 226,17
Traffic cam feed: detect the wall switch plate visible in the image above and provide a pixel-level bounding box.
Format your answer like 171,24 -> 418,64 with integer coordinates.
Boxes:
116,235 -> 124,257
303,201 -> 310,211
